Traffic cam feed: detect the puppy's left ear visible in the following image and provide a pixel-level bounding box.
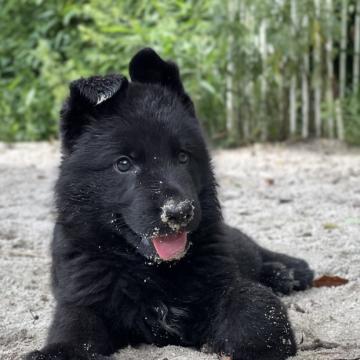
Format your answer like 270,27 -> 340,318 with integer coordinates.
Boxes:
69,74 -> 126,106
60,74 -> 128,154
129,48 -> 195,114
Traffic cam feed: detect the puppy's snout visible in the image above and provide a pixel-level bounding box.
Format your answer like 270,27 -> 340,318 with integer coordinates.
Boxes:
161,199 -> 194,230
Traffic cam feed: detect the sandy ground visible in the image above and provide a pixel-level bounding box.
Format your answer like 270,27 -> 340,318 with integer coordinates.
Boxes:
0,141 -> 359,360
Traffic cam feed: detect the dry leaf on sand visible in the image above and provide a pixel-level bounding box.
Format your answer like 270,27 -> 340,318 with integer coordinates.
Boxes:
313,275 -> 349,288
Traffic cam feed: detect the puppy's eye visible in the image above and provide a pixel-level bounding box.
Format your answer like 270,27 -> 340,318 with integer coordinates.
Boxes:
178,151 -> 189,164
115,156 -> 132,172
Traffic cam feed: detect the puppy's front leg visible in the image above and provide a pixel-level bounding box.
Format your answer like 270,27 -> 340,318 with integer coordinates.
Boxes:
24,305 -> 112,360
207,279 -> 296,360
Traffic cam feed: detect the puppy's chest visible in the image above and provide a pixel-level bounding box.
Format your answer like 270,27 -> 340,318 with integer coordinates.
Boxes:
113,273 -> 194,343
143,302 -> 188,343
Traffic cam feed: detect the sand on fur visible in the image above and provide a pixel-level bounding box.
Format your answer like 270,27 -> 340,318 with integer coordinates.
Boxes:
0,141 -> 359,360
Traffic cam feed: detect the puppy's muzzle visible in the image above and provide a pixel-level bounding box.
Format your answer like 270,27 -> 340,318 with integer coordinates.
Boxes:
160,199 -> 194,231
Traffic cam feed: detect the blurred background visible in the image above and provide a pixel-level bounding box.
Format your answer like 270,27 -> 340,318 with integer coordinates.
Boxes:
1,0 -> 360,146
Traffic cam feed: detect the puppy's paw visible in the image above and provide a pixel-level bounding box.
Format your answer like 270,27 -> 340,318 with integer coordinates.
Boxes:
24,350 -> 45,360
290,259 -> 314,291
260,261 -> 297,295
261,259 -> 314,295
23,343 -> 106,360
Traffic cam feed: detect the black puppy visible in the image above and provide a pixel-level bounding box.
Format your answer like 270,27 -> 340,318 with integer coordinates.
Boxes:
25,48 -> 313,360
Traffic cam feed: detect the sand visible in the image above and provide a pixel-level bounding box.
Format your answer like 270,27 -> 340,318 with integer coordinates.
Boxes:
0,141 -> 359,360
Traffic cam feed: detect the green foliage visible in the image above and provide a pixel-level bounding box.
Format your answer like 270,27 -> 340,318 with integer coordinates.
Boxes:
0,0 -> 227,141
0,0 -> 359,145
344,92 -> 360,145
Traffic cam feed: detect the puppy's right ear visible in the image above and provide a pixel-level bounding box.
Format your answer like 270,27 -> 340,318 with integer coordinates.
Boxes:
60,74 -> 128,154
129,48 -> 195,115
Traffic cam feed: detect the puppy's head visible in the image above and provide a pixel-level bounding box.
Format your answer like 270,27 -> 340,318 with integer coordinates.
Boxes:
57,48 -> 220,262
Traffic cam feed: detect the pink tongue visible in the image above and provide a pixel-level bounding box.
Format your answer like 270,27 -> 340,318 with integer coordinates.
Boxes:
152,232 -> 187,260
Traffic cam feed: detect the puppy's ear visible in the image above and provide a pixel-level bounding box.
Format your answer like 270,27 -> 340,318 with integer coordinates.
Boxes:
129,48 -> 195,114
60,74 -> 128,154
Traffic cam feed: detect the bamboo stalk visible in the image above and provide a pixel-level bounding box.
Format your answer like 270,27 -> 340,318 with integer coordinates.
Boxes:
290,76 -> 297,136
257,18 -> 268,141
339,0 -> 348,99
239,1 -> 250,141
337,0 -> 347,141
325,0 -> 334,138
313,0 -> 322,137
335,100 -> 344,141
289,0 -> 297,137
353,0 -> 360,93
247,82 -> 254,139
278,72 -> 285,140
226,0 -> 237,140
302,16 -> 310,139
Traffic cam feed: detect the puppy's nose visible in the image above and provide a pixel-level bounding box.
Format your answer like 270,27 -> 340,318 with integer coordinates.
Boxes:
161,200 -> 194,230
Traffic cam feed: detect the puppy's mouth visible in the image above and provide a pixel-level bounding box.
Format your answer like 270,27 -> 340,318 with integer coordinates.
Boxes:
151,231 -> 188,261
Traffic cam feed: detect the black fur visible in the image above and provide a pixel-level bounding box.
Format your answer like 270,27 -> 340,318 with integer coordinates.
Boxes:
25,48 -> 314,360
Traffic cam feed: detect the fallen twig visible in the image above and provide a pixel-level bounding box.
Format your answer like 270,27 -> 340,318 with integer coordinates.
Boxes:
301,338 -> 340,351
